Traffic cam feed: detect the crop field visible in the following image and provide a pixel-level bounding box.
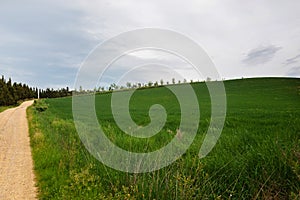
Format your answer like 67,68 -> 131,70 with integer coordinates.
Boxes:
28,78 -> 300,199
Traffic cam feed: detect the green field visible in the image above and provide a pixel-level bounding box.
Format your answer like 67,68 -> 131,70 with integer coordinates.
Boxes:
28,78 -> 300,199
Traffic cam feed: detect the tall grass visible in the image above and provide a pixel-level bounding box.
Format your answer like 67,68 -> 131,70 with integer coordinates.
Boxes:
28,78 -> 300,199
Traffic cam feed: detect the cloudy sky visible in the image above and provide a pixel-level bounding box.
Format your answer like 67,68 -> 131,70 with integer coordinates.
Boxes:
1,0 -> 300,89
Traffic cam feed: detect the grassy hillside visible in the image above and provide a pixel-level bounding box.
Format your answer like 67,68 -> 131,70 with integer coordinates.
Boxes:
28,78 -> 300,199
0,106 -> 12,113
0,104 -> 21,113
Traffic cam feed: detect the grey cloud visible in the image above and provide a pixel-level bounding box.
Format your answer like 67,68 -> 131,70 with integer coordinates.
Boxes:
284,54 -> 300,65
242,45 -> 282,65
287,66 -> 300,76
1,0 -> 300,88
0,1 -> 99,88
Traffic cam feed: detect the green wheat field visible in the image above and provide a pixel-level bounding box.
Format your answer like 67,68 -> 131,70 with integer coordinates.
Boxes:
28,78 -> 300,199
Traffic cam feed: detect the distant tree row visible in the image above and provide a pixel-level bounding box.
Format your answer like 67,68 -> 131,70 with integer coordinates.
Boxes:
0,75 -> 36,106
81,77 -> 213,93
39,87 -> 71,98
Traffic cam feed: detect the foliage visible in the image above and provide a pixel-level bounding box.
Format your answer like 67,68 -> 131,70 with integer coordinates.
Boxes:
34,100 -> 49,112
39,87 -> 72,99
28,78 -> 300,199
0,75 -> 36,106
0,75 -> 72,106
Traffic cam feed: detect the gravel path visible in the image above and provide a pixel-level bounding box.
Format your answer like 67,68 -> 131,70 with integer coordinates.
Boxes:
0,101 -> 37,199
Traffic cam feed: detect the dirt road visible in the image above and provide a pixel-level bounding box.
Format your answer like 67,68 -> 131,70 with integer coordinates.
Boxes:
0,101 -> 37,199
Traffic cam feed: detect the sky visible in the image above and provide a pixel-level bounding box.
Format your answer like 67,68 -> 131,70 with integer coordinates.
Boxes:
1,0 -> 300,89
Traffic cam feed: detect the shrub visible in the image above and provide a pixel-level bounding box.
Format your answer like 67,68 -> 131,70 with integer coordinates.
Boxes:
34,100 -> 49,112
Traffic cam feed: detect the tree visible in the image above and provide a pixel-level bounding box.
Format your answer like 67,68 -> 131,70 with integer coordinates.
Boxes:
172,78 -> 175,84
126,82 -> 132,88
110,83 -> 117,91
0,75 -> 40,106
160,79 -> 164,86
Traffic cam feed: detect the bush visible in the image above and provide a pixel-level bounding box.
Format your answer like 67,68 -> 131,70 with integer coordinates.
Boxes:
34,100 -> 49,112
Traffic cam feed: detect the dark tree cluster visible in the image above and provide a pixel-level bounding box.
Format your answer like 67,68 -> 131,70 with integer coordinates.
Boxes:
0,75 -> 72,107
39,87 -> 71,98
0,75 -> 37,106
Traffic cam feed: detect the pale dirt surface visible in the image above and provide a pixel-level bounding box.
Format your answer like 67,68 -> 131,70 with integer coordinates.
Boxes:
0,101 -> 37,200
